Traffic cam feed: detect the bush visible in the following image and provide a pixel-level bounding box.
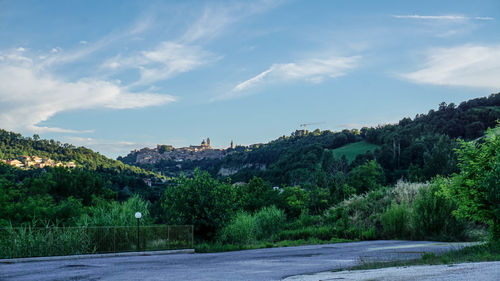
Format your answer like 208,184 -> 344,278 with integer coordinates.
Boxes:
254,206 -> 286,240
392,180 -> 429,206
276,225 -> 336,241
78,195 -> 151,226
381,203 -> 411,239
219,212 -> 256,246
324,187 -> 391,239
412,178 -> 467,241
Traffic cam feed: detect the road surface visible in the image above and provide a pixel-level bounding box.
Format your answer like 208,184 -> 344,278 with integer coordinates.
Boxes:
0,240 -> 477,281
284,261 -> 500,281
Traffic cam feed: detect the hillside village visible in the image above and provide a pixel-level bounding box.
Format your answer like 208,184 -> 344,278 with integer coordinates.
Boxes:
129,138 -> 235,165
1,155 -> 76,169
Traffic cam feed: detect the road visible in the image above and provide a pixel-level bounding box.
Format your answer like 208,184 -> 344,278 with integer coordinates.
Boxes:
0,240 -> 477,281
284,261 -> 500,281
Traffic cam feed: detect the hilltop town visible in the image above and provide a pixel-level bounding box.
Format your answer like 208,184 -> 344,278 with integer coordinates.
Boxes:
1,155 -> 76,169
126,138 -> 235,165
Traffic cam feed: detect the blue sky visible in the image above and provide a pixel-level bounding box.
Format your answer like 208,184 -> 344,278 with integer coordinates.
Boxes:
1,0 -> 500,158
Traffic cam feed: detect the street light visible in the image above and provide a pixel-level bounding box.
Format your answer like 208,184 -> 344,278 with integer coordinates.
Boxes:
135,212 -> 142,251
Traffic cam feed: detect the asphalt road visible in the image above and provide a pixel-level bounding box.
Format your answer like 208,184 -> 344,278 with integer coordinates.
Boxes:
284,261 -> 500,281
0,240 -> 476,281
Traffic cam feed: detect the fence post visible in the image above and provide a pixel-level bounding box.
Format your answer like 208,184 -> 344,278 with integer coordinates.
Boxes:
11,229 -> 15,259
191,225 -> 194,248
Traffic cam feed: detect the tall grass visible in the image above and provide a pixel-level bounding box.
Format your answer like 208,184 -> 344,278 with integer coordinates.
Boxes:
0,225 -> 193,259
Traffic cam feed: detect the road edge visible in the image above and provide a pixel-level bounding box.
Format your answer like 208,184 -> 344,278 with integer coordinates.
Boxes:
0,248 -> 195,264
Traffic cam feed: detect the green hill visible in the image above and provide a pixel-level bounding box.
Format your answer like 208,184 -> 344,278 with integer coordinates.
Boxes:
331,141 -> 380,163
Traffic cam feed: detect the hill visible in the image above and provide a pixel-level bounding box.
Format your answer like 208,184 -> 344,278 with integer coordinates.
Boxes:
330,141 -> 380,163
0,129 -> 168,226
120,93 -> 500,186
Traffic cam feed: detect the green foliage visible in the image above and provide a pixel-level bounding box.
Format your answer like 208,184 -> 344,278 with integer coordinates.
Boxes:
163,169 -> 236,239
78,195 -> 151,226
279,186 -> 309,218
441,126 -> 500,240
325,187 -> 392,239
347,160 -> 385,194
275,225 -> 336,241
0,225 -> 93,259
330,141 -> 380,163
1,224 -> 192,258
254,206 -> 286,240
412,178 -> 467,241
381,203 -> 410,238
237,177 -> 281,212
218,212 -> 256,246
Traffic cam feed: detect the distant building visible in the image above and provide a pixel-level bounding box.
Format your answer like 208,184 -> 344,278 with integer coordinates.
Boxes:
7,159 -> 23,167
66,162 -> 76,168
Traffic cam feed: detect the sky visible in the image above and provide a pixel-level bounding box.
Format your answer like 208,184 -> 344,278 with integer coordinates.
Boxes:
1,0 -> 500,159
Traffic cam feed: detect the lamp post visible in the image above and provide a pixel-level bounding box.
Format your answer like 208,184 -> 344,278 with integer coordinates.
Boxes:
135,212 -> 142,251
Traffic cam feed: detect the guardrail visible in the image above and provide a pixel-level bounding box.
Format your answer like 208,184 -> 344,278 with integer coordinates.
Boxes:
0,225 -> 193,259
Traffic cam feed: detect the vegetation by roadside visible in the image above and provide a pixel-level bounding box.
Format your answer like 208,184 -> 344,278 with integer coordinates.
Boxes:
195,237 -> 351,253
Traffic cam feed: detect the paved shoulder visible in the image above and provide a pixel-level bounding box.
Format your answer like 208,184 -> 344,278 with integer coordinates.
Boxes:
283,261 -> 500,281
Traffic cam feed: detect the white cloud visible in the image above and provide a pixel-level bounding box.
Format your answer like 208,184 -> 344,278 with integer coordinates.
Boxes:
102,0 -> 282,87
103,42 -> 218,86
79,40 -> 88,45
0,51 -> 176,133
232,56 -> 360,93
393,14 -> 494,21
180,0 -> 283,43
402,45 -> 500,90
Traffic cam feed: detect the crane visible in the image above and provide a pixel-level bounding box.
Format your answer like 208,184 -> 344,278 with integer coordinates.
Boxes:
300,122 -> 325,134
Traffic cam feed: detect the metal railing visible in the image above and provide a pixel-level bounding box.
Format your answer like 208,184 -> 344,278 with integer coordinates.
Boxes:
0,225 -> 193,259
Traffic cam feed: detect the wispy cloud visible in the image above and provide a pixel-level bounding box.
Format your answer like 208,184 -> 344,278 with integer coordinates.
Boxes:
180,0 -> 282,43
41,18 -> 154,68
393,14 -> 494,21
103,0 -> 282,87
103,42 -> 219,86
0,50 -> 176,134
401,44 -> 500,90
221,56 -> 360,99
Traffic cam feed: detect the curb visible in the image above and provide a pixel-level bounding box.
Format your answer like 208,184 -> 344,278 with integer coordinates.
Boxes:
0,249 -> 195,264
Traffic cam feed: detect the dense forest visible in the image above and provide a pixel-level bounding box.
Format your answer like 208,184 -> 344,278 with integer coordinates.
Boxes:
1,93 -> 500,253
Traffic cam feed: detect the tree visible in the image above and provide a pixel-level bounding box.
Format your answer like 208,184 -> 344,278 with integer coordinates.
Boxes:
162,168 -> 236,239
237,177 -> 280,212
440,126 -> 500,240
347,160 -> 385,194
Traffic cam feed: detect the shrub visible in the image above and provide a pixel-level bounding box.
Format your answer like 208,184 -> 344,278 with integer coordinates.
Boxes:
440,127 -> 500,241
412,178 -> 467,241
381,203 -> 411,239
254,206 -> 286,240
324,186 -> 391,239
78,195 -> 151,226
218,212 -> 256,246
392,180 -> 429,206
275,226 -> 336,241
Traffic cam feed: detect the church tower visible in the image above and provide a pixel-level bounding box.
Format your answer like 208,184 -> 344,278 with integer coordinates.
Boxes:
206,137 -> 211,147
230,140 -> 234,149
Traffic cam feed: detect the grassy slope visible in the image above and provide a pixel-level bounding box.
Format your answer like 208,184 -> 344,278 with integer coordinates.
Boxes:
330,141 -> 380,163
